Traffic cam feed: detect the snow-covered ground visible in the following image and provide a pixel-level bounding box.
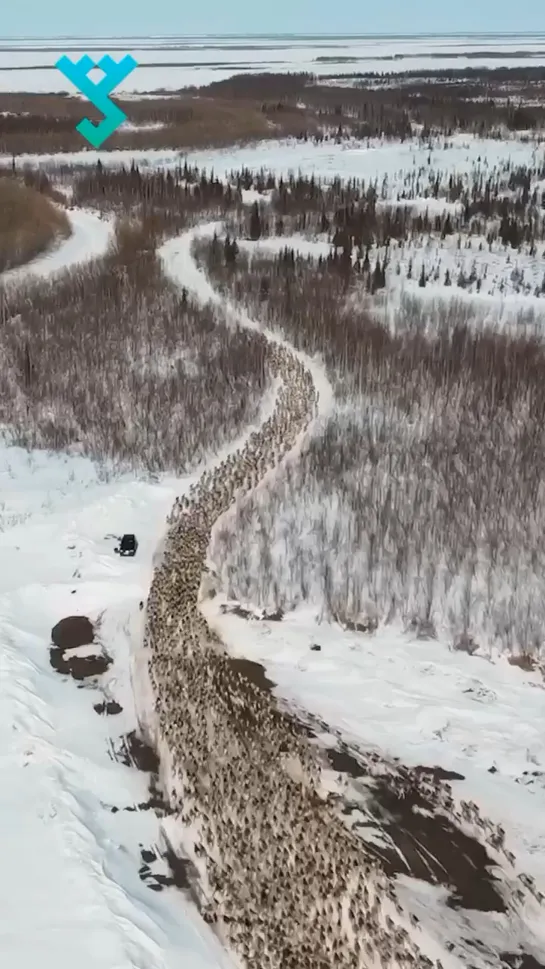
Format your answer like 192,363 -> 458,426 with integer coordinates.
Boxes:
0,212 -> 242,969
237,230 -> 545,330
186,134 -> 545,186
3,133 -> 545,965
5,133 -> 542,194
1,33 -> 545,92
382,233 -> 545,328
0,447 -> 236,969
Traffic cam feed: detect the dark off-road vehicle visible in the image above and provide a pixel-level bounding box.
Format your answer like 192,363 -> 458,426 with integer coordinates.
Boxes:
115,534 -> 138,557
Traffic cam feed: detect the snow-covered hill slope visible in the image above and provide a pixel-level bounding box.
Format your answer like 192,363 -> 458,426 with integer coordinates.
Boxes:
0,445 -> 241,969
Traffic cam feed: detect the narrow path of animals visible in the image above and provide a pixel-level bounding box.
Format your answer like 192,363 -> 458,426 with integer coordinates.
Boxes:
139,224 -> 455,969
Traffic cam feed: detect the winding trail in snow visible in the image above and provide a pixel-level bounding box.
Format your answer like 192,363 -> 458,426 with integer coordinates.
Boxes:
4,207 -> 537,969
140,227 -> 450,969
3,172 -> 542,969
160,222 -> 334,418
1,206 -> 334,969
149,226 -> 545,969
1,207 -> 114,287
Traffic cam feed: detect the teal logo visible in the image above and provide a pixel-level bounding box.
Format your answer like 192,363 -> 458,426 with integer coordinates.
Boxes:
55,54 -> 138,148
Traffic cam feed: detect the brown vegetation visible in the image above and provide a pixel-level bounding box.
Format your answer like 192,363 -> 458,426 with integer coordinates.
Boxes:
3,146 -> 545,658
2,63 -> 545,156
0,175 -> 70,272
0,91 -> 314,155
0,212 -> 268,470
195,67 -> 545,137
198,235 -> 545,659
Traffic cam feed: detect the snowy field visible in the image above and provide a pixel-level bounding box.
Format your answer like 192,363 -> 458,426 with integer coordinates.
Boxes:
3,131 -> 543,183
186,134 -> 545,185
238,229 -> 545,329
0,446 -> 235,969
0,33 -> 545,92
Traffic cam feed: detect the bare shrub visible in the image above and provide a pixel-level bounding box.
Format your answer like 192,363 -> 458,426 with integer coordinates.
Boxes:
199,236 -> 545,658
0,220 -> 268,471
453,634 -> 479,656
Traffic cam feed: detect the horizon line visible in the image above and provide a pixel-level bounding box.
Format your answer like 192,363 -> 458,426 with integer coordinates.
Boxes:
2,30 -> 545,40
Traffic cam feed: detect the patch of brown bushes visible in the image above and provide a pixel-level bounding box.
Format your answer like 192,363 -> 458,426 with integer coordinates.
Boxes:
0,176 -> 70,273
0,93 -> 314,155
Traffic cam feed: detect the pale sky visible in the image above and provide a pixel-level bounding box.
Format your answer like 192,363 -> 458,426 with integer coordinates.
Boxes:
2,0 -> 544,38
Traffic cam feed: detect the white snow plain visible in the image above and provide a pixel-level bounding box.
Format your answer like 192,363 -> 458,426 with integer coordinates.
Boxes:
2,33 -> 545,92
5,132 -> 541,190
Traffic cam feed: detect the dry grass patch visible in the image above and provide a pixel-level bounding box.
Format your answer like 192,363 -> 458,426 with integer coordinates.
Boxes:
0,92 -> 315,154
0,176 -> 70,273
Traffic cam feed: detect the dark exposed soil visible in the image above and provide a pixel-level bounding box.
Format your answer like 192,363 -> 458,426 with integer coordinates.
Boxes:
501,953 -> 545,969
141,847 -> 157,864
111,732 -> 171,816
51,615 -> 95,649
325,740 -> 505,913
137,841 -> 194,894
341,615 -> 378,634
367,774 -> 505,912
160,837 -> 195,892
49,614 -> 109,681
117,730 -> 160,774
49,645 -> 112,679
327,746 -> 367,777
508,654 -> 538,672
220,603 -> 254,619
124,792 -> 168,814
227,656 -> 276,694
412,764 -> 465,782
94,699 -> 123,715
